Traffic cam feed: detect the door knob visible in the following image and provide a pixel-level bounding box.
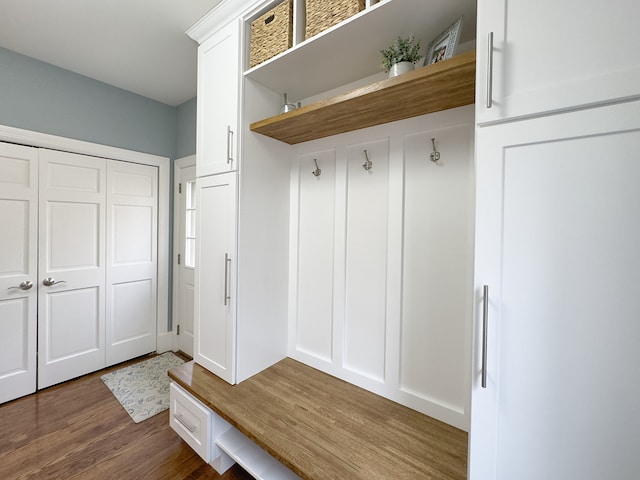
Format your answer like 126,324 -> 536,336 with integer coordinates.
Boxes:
43,277 -> 66,287
8,280 -> 34,291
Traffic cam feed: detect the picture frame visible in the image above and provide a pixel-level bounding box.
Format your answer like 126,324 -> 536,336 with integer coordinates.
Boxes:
424,16 -> 464,66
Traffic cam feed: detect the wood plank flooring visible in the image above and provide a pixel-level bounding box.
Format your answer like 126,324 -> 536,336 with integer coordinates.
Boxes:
0,355 -> 252,480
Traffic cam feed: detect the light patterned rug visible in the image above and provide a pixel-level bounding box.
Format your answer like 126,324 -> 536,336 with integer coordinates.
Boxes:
101,352 -> 185,423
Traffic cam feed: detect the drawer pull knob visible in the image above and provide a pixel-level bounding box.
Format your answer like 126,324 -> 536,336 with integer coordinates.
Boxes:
173,413 -> 196,433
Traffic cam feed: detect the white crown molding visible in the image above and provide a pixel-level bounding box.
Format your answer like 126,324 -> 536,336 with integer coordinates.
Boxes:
0,123 -> 168,166
186,0 -> 245,43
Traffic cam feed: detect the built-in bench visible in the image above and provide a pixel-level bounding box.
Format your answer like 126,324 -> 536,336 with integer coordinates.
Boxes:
168,358 -> 467,479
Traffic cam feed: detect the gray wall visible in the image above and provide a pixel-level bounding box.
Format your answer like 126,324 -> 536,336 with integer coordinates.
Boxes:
0,47 -> 178,158
175,97 -> 197,159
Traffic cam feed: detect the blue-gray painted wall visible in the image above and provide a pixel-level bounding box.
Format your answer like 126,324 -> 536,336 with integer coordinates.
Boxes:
176,97 -> 197,159
0,47 -> 187,158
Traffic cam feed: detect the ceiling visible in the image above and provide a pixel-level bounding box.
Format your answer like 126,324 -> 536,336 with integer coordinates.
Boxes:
0,0 -> 225,106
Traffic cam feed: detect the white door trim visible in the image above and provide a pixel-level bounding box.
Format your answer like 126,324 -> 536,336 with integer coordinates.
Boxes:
0,123 -> 171,349
172,155 -> 196,352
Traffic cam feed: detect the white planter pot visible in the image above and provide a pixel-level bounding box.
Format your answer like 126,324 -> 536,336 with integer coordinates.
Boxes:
388,61 -> 415,78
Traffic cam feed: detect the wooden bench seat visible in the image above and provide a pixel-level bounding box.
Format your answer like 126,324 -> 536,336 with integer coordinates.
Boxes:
168,358 -> 467,480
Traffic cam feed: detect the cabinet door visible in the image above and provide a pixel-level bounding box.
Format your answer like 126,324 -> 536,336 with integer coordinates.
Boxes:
469,101 -> 640,480
197,21 -> 240,177
194,172 -> 237,384
0,143 -> 38,404
476,0 -> 640,124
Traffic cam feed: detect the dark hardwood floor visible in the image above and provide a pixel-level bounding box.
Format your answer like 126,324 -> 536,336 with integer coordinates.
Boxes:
0,355 -> 253,480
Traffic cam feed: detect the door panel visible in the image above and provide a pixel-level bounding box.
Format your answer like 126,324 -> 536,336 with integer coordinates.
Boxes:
176,162 -> 196,356
38,149 -> 106,389
194,172 -> 237,383
0,143 -> 38,404
106,161 -> 157,365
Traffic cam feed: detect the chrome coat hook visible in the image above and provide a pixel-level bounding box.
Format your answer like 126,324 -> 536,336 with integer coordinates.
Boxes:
362,149 -> 372,171
312,158 -> 321,177
430,137 -> 441,163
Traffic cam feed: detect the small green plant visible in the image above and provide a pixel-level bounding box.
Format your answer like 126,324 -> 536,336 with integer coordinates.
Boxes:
379,35 -> 422,72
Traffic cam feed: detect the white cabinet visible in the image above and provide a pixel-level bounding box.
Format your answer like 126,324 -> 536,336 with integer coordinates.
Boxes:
468,101 -> 640,480
190,2 -> 293,387
476,0 -> 640,124
196,20 -> 240,177
194,172 -> 237,384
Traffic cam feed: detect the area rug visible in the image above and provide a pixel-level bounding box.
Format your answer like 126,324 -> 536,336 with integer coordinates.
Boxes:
101,352 -> 185,423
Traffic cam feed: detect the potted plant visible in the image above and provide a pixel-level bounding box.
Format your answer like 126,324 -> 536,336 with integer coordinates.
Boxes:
380,35 -> 422,77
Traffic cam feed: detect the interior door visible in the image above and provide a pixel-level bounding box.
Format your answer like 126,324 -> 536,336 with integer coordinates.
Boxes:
106,161 -> 158,366
0,143 -> 38,404
37,149 -> 106,389
175,159 -> 196,356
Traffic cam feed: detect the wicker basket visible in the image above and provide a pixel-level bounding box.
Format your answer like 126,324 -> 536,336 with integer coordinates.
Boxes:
305,0 -> 366,40
249,0 -> 294,68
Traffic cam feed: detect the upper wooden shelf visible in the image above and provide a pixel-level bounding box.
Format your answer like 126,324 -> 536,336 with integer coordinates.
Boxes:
250,50 -> 476,145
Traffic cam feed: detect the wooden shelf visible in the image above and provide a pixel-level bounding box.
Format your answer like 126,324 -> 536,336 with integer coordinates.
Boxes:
250,50 -> 475,145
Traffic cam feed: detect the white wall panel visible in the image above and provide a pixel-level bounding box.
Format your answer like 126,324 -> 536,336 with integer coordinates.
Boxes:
343,139 -> 389,381
401,123 -> 474,421
294,150 -> 336,361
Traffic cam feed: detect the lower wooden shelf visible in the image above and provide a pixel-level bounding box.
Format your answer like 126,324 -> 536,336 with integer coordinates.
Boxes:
250,50 -> 476,145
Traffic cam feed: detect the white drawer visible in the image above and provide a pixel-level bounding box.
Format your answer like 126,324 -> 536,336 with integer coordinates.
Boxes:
169,382 -> 212,462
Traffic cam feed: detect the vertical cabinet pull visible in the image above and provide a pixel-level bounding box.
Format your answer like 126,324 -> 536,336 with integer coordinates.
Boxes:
486,32 -> 494,109
224,253 -> 231,306
226,126 -> 234,164
482,285 -> 489,388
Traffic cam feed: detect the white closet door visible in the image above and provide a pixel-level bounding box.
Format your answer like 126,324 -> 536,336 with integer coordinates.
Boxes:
38,149 -> 106,389
0,143 -> 38,404
106,161 -> 158,366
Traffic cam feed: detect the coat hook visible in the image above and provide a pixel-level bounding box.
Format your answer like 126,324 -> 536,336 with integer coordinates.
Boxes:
430,137 -> 441,163
312,158 -> 321,177
362,149 -> 372,171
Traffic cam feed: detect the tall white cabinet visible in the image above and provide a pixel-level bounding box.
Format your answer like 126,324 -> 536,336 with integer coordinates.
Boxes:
190,3 -> 291,385
469,1 -> 640,478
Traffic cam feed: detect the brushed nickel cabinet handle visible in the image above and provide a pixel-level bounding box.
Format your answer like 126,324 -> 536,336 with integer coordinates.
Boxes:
226,126 -> 234,164
173,413 -> 196,433
486,32 -> 494,109
43,277 -> 66,287
224,253 -> 231,306
482,285 -> 489,388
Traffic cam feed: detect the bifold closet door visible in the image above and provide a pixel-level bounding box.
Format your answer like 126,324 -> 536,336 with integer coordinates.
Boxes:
38,149 -> 107,389
106,161 -> 158,366
0,143 -> 38,403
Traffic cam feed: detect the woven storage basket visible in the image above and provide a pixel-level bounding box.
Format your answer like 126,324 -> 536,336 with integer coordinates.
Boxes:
305,0 -> 366,39
249,0 -> 293,68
